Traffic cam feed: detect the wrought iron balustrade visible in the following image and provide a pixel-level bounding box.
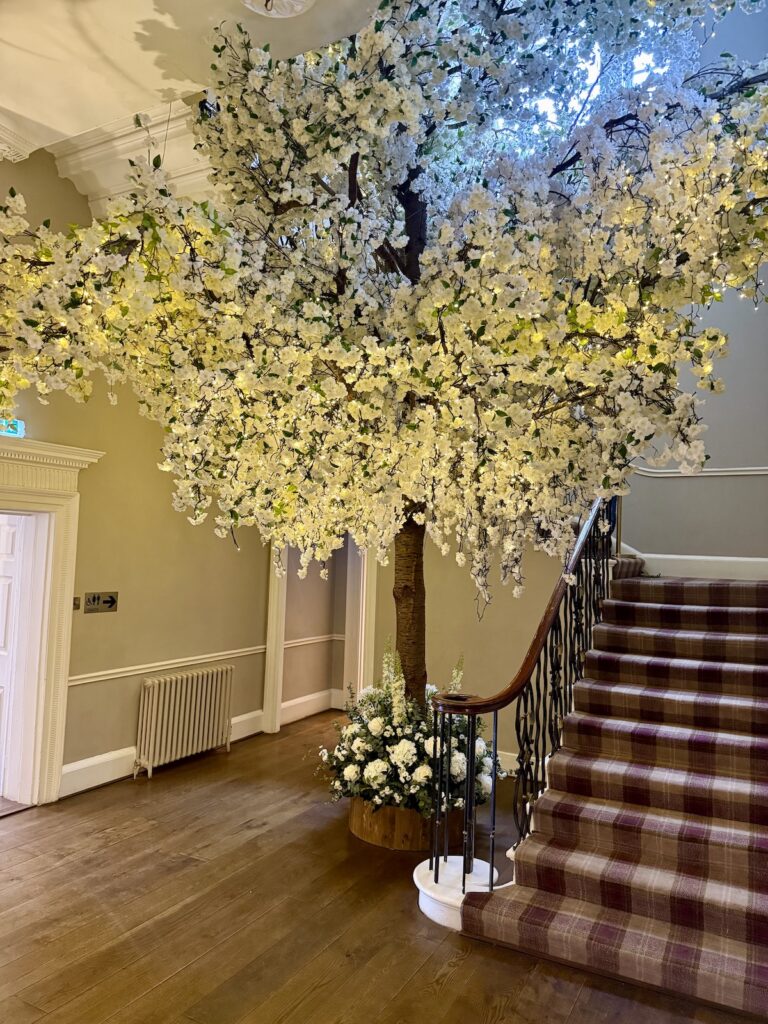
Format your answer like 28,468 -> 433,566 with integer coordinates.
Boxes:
429,498 -> 613,894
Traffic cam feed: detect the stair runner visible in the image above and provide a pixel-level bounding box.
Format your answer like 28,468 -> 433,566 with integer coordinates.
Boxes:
463,576 -> 768,1017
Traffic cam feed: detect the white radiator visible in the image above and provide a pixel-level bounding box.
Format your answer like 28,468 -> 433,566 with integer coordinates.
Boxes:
134,666 -> 233,778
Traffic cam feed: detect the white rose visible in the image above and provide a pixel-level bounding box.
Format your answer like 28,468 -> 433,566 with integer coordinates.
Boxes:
478,773 -> 493,796
368,717 -> 384,737
475,737 -> 487,757
412,764 -> 432,786
424,737 -> 442,758
351,737 -> 369,758
343,764 -> 361,783
482,756 -> 494,774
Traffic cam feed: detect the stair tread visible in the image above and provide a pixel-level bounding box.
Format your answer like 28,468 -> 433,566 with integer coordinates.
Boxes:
610,576 -> 768,608
513,836 -> 768,943
565,709 -> 768,749
462,885 -> 768,1016
547,750 -> 768,826
574,678 -> 768,733
576,678 -> 768,712
592,623 -> 768,664
584,650 -> 768,691
534,790 -> 768,853
516,833 -> 765,909
602,599 -> 768,632
562,712 -> 768,780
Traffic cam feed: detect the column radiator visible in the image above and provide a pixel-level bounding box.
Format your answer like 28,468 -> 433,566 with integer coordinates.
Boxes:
134,666 -> 233,778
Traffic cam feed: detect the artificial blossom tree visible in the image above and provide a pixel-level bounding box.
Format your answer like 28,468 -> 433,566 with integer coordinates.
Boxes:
1,0 -> 767,702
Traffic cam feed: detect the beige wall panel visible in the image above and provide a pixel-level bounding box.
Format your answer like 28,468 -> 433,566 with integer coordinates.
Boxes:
282,642 -> 335,703
0,149 -> 91,229
284,548 -> 336,642
624,294 -> 768,557
63,652 -> 265,763
374,542 -> 561,753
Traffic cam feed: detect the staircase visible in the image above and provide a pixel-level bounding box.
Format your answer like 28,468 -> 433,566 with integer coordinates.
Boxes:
463,576 -> 768,1017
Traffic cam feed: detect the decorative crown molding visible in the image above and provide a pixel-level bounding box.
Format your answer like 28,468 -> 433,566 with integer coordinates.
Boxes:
47,100 -> 212,216
0,122 -> 33,163
0,438 -> 103,495
0,437 -> 103,471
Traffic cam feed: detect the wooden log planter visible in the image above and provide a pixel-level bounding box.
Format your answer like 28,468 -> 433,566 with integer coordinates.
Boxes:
348,797 -> 464,852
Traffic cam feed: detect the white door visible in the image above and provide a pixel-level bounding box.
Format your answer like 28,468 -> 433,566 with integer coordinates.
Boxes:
0,513 -> 49,803
0,514 -> 28,795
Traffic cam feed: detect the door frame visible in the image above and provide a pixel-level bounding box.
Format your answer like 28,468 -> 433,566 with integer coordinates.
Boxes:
0,438 -> 102,804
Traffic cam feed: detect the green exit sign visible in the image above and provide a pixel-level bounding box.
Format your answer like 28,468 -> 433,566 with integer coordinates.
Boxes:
0,419 -> 25,438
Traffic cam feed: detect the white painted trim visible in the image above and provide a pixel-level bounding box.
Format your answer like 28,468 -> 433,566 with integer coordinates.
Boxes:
360,549 -> 378,691
68,645 -> 267,687
635,464 -> 768,478
0,440 -> 102,804
231,709 -> 265,743
1,514 -> 51,805
343,539 -> 364,693
60,687 -> 344,796
48,100 -> 212,215
263,546 -> 287,734
279,687 -> 346,726
59,746 -> 137,798
66,637 -> 340,688
640,553 -> 768,581
283,634 -> 345,649
0,122 -> 33,163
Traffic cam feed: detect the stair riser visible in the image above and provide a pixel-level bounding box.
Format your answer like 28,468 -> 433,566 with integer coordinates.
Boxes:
513,853 -> 768,945
533,808 -> 768,891
602,601 -> 768,632
593,627 -> 768,665
574,685 -> 768,735
584,652 -> 768,695
562,721 -> 768,782
547,760 -> 768,828
610,579 -> 768,609
463,891 -> 768,1017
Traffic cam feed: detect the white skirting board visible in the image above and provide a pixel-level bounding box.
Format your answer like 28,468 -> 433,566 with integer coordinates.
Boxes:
640,553 -> 768,580
59,687 -> 346,799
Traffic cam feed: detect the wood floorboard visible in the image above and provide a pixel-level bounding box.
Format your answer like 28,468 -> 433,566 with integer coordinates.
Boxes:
0,711 -> 748,1024
0,798 -> 29,819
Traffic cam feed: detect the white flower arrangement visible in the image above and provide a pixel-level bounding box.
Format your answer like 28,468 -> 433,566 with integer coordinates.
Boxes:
318,649 -> 503,815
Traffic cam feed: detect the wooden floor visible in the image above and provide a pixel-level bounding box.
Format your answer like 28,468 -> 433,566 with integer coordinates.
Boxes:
0,712 -> 747,1024
0,797 -> 28,819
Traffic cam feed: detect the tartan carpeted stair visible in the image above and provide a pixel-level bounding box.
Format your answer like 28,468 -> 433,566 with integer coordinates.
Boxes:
463,575 -> 768,1016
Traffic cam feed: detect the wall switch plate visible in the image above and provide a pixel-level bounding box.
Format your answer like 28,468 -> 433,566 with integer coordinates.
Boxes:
84,592 -> 118,614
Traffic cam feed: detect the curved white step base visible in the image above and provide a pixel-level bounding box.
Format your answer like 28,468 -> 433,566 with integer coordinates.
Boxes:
414,856 -> 498,930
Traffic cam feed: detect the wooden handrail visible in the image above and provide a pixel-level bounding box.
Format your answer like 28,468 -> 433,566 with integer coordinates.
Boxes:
432,497 -> 604,716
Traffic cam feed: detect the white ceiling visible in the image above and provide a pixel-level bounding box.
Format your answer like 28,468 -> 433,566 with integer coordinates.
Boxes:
1,1 -> 766,163
0,0 -> 375,156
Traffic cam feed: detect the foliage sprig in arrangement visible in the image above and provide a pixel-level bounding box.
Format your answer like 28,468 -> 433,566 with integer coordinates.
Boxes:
319,650 -> 501,815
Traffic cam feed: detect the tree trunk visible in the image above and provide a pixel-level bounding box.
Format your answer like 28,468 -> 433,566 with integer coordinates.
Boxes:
393,518 -> 427,705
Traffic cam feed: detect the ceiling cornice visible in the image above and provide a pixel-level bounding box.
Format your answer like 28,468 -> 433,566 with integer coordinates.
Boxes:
0,122 -> 33,163
47,100 -> 212,216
